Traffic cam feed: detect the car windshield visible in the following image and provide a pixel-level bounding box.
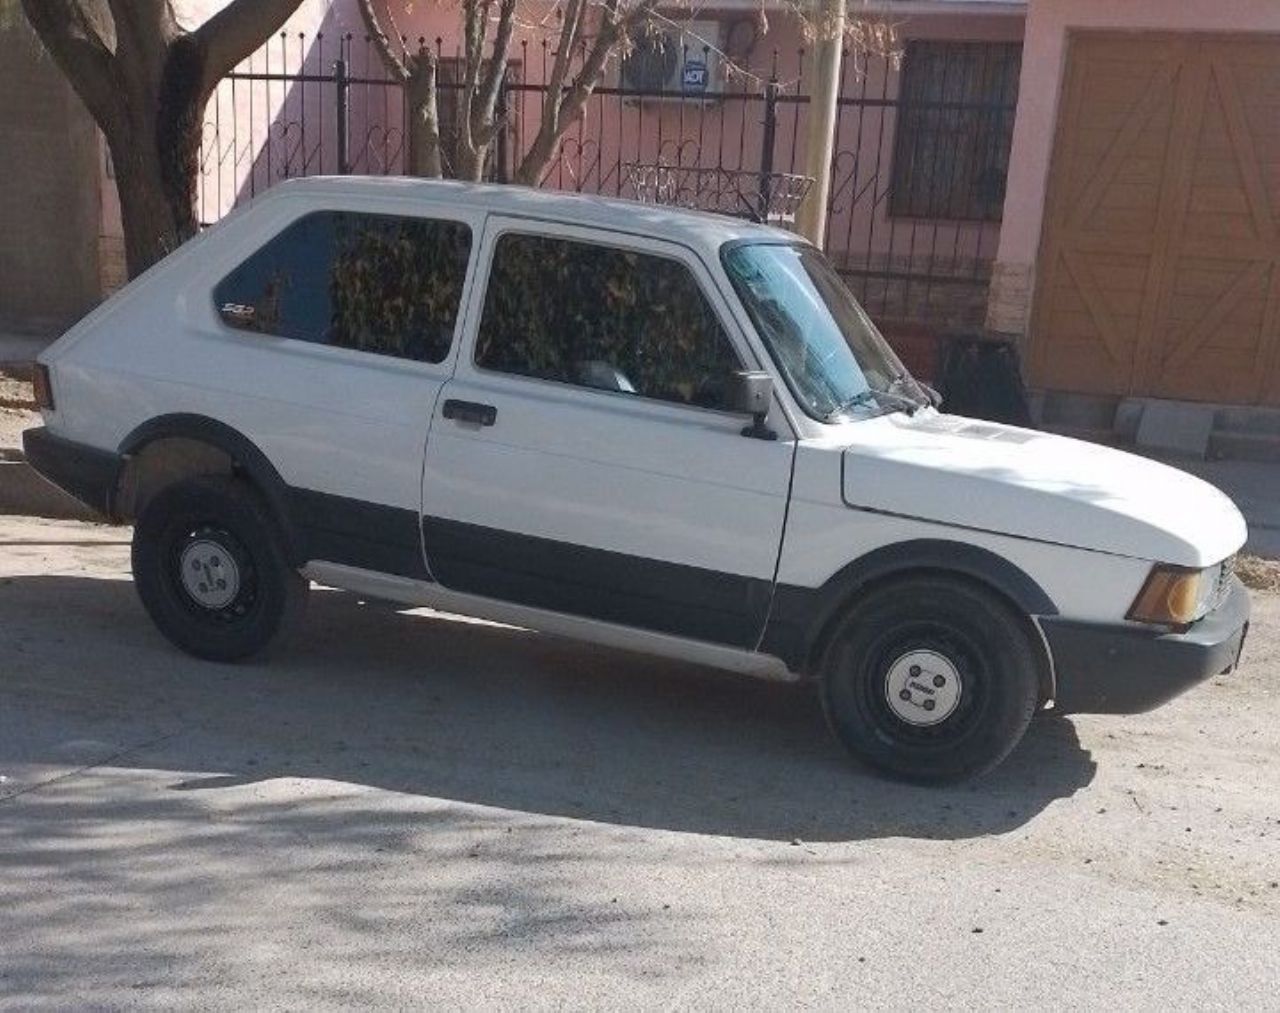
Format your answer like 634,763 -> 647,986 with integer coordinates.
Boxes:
721,241 -> 926,421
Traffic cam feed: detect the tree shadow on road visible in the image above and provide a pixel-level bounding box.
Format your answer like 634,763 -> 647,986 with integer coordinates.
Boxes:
0,575 -> 1097,843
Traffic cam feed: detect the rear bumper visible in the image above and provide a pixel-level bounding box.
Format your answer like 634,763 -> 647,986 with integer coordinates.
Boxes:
21,426 -> 122,517
1042,576 -> 1251,715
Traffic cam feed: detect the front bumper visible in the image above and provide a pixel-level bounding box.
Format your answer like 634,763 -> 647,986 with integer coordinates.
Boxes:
22,426 -> 123,517
1041,575 -> 1251,714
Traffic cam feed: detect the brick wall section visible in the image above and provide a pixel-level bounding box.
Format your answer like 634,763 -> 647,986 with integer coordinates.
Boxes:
835,251 -> 994,333
984,260 -> 1035,339
0,19 -> 102,334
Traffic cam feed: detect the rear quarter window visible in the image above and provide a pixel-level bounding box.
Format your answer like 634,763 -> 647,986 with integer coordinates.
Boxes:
213,211 -> 471,364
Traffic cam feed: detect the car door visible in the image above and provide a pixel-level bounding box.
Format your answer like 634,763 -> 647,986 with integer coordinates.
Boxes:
421,218 -> 795,649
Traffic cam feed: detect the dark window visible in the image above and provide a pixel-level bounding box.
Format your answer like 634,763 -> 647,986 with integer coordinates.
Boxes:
213,211 -> 471,363
890,41 -> 1022,222
475,233 -> 742,410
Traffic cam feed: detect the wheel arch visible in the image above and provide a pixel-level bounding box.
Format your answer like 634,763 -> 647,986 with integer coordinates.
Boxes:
116,414 -> 299,563
767,540 -> 1058,701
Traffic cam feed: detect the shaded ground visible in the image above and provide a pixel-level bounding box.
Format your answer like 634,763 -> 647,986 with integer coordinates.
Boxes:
0,517 -> 1278,1007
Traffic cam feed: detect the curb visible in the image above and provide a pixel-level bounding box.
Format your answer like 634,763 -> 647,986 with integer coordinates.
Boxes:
0,457 -> 102,522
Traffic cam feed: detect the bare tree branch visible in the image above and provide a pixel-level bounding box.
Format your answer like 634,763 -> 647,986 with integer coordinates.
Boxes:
515,0 -> 660,184
406,47 -> 444,177
356,0 -> 410,82
194,0 -> 303,95
456,0 -> 488,158
544,0 -> 585,110
472,0 -> 518,146
106,0 -> 176,79
20,0 -> 124,133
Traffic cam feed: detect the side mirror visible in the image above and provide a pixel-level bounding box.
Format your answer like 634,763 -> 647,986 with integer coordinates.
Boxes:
728,370 -> 777,441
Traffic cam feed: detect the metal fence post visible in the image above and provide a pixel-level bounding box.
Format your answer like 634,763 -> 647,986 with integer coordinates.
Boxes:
758,78 -> 780,223
334,57 -> 350,174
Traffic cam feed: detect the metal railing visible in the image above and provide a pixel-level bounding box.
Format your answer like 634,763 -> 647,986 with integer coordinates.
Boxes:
199,33 -> 1020,330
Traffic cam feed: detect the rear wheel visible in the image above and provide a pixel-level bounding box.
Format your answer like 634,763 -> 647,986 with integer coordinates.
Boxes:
131,476 -> 306,661
819,576 -> 1039,784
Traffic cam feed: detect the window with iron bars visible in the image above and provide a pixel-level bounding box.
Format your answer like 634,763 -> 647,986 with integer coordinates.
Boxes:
889,40 -> 1022,222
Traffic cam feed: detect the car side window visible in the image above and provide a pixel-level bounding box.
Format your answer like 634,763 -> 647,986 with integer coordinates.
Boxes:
474,232 -> 743,410
213,211 -> 471,364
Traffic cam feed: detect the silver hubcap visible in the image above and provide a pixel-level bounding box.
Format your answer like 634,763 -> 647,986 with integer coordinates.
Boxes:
885,649 -> 962,727
179,538 -> 240,610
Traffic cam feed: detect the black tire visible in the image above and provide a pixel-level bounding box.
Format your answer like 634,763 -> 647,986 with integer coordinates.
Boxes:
819,575 -> 1039,784
131,475 -> 306,661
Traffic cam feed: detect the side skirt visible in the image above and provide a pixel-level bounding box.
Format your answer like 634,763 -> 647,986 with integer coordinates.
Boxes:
302,560 -> 799,683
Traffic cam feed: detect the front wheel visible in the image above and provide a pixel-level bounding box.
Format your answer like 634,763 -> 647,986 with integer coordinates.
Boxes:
131,476 -> 307,661
819,576 -> 1040,784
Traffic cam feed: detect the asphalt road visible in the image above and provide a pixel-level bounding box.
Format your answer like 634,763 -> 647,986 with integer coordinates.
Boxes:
1,517 -> 1278,1009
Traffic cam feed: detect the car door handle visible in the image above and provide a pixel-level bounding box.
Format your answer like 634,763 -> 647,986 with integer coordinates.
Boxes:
442,399 -> 497,426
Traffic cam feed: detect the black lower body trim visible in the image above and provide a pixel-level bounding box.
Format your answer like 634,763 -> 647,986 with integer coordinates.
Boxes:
291,488 -> 428,580
1043,576 -> 1251,714
22,426 -> 122,517
422,516 -> 772,649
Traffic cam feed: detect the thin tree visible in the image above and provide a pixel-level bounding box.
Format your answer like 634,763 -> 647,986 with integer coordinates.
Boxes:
358,0 -> 900,187
20,0 -> 306,277
358,0 -> 670,184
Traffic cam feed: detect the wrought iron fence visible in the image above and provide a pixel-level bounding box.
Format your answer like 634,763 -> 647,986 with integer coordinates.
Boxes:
199,33 -> 1019,330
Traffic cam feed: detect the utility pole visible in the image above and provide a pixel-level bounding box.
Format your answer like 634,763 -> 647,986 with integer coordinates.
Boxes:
795,0 -> 844,246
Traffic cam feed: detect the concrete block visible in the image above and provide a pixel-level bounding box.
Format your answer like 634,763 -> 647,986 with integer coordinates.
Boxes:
1114,398 -> 1145,442
1026,388 -> 1046,426
1135,401 -> 1215,458
1214,404 -> 1280,438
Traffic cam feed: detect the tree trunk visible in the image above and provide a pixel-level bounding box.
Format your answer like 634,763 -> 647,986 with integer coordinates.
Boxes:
105,126 -> 184,278
406,52 -> 444,178
22,0 -> 306,279
453,142 -> 488,182
156,34 -> 211,243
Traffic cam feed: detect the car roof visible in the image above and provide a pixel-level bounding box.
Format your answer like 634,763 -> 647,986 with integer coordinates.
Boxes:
262,176 -> 802,252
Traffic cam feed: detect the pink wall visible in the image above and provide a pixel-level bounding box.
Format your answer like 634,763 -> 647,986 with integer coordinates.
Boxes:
102,0 -> 1026,323
998,0 -> 1280,268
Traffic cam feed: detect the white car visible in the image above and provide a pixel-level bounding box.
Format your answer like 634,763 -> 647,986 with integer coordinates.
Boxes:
24,178 -> 1251,783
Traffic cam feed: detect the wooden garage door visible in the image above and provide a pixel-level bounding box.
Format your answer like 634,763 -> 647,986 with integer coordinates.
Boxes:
1029,33 -> 1280,406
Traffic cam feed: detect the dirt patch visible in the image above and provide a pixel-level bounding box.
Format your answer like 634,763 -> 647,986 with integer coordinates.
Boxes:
0,372 -> 39,453
1236,554 -> 1280,593
0,373 -> 34,411
0,377 -> 36,448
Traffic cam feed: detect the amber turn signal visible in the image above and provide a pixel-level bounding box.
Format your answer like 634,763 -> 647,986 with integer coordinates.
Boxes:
1127,565 -> 1210,627
32,363 -> 54,411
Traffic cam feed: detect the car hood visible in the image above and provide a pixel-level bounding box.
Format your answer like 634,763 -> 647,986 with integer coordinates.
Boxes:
839,411 -> 1247,567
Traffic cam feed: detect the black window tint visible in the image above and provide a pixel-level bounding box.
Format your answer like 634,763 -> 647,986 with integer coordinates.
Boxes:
475,233 -> 742,410
213,211 -> 471,363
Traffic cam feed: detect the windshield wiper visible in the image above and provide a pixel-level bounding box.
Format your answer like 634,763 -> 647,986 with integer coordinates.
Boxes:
826,386 -> 922,420
887,372 -> 933,408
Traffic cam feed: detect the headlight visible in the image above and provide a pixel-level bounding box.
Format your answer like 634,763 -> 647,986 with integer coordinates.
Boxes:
1127,563 -> 1222,627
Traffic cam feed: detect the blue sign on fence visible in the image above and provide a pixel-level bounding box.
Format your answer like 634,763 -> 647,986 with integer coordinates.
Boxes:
682,60 -> 708,92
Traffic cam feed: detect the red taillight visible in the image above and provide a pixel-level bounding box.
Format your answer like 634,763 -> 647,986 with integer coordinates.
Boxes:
32,364 -> 54,411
